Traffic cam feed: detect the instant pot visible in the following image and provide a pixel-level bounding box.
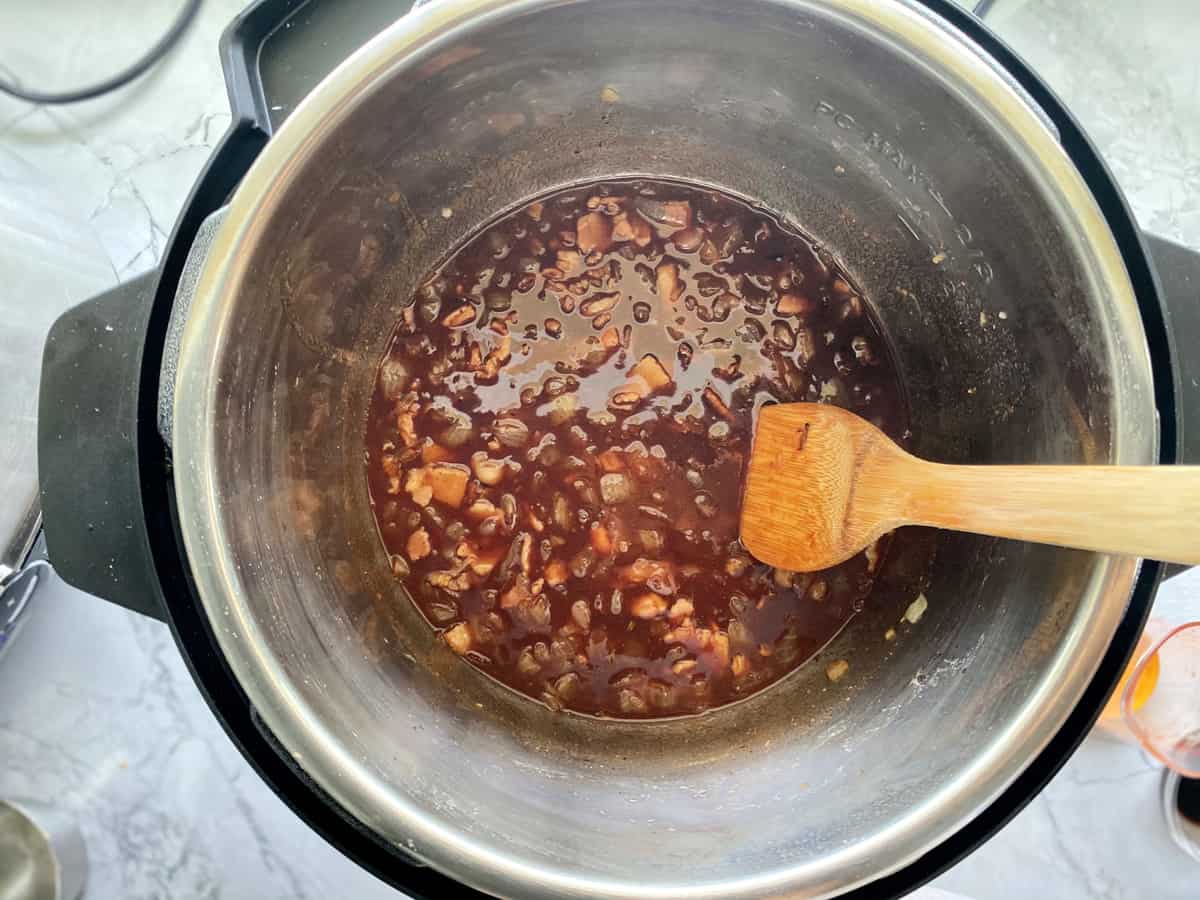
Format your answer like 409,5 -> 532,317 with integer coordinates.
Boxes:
31,0 -> 1200,897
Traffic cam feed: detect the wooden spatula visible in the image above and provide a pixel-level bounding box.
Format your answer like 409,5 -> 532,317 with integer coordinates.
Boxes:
740,402 -> 1200,572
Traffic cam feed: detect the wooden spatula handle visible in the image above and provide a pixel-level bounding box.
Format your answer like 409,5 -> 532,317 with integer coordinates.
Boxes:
908,463 -> 1200,565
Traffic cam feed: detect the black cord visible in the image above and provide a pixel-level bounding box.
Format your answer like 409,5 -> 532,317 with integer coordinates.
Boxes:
973,0 -> 997,17
0,0 -> 202,105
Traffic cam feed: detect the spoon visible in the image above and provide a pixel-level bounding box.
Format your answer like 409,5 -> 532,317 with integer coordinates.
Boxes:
740,402 -> 1200,572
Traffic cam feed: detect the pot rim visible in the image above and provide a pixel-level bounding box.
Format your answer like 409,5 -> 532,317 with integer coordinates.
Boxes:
172,1 -> 1157,897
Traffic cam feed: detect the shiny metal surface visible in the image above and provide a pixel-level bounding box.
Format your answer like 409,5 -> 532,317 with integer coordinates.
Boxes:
0,509 -> 37,590
0,561 -> 50,664
0,800 -> 87,900
172,1 -> 1157,896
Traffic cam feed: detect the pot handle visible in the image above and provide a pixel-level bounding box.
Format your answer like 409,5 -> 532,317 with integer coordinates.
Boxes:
1144,232 -> 1200,579
1145,233 -> 1200,466
38,271 -> 168,620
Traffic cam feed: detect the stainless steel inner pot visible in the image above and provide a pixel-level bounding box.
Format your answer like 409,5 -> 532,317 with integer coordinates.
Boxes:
172,1 -> 1156,896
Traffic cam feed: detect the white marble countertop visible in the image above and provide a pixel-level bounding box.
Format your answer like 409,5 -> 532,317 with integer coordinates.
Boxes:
2,1 -> 1199,897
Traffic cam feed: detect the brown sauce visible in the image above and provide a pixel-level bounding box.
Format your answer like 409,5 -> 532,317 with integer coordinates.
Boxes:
365,179 -> 907,718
